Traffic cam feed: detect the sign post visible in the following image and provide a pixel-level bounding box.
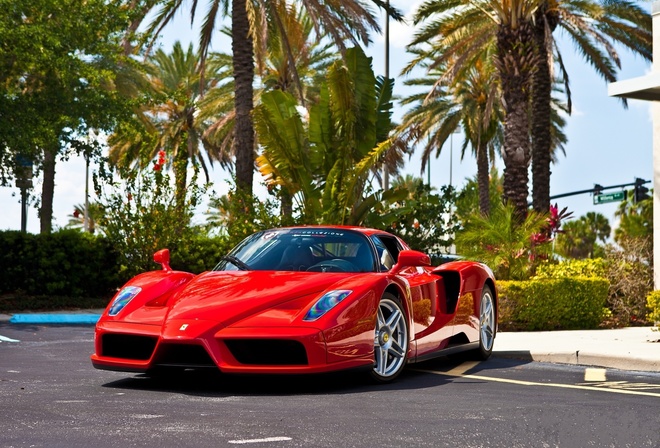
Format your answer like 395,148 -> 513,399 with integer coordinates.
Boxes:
15,155 -> 33,233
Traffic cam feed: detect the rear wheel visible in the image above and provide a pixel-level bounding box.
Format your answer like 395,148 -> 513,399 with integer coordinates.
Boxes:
474,285 -> 496,360
371,293 -> 409,383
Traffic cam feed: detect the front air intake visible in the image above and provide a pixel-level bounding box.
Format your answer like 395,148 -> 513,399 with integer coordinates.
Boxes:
224,339 -> 308,365
153,343 -> 216,368
101,334 -> 157,360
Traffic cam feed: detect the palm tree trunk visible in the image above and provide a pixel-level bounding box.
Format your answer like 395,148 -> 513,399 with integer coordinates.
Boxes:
39,144 -> 57,234
173,144 -> 188,220
280,190 -> 293,222
232,0 -> 255,196
531,10 -> 552,214
477,141 -> 490,215
496,23 -> 536,219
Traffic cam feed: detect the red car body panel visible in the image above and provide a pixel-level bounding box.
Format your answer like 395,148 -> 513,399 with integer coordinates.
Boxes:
91,226 -> 496,376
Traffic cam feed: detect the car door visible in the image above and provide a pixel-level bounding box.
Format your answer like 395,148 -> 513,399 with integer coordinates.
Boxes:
372,235 -> 454,358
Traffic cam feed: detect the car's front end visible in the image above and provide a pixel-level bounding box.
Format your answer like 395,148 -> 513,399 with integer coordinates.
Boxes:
91,269 -> 389,375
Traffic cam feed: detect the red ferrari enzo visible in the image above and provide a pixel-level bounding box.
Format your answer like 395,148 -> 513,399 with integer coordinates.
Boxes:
91,226 -> 497,383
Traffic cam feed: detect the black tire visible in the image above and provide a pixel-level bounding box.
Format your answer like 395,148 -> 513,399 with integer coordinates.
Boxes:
473,284 -> 496,360
370,293 -> 409,383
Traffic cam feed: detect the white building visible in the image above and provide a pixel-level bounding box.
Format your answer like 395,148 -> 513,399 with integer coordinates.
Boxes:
608,1 -> 660,289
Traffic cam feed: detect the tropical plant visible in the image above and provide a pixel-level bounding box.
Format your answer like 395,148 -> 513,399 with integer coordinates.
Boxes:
384,175 -> 460,255
66,203 -> 106,235
615,193 -> 653,243
410,0 -> 542,217
399,50 -> 503,215
409,0 -> 651,216
555,212 -> 611,259
454,169 -> 504,223
258,4 -> 335,104
455,202 -> 560,280
206,182 -> 289,248
143,0 -> 402,197
255,46 -> 407,225
97,162 -> 205,280
108,42 -> 231,215
530,0 -> 651,213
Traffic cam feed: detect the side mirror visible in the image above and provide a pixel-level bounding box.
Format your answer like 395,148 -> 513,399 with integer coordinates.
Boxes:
154,248 -> 172,272
391,249 -> 431,273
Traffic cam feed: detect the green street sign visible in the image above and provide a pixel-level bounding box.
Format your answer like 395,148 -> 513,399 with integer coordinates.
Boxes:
593,191 -> 625,205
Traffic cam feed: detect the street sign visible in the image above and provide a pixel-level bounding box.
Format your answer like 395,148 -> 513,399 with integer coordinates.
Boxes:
593,191 -> 625,205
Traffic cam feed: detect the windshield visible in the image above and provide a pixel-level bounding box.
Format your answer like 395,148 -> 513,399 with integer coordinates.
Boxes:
213,228 -> 376,273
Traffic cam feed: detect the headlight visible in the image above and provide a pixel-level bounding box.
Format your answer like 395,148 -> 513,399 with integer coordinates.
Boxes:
303,290 -> 352,321
108,286 -> 142,316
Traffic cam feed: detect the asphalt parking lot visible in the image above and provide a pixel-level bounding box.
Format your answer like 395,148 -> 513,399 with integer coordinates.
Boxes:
2,324 -> 660,448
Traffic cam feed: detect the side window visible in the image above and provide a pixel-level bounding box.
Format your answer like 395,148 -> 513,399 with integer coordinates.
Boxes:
371,235 -> 401,272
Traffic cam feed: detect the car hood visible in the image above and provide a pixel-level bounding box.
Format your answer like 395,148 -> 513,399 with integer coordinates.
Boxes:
164,270 -> 356,324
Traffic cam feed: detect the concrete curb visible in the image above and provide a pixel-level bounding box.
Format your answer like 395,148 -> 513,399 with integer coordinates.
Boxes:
493,350 -> 660,372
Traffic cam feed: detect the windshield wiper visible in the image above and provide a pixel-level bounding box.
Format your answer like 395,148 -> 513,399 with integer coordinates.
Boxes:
220,255 -> 250,271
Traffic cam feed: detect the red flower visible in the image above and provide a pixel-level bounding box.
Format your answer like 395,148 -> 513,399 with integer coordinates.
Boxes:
73,210 -> 80,218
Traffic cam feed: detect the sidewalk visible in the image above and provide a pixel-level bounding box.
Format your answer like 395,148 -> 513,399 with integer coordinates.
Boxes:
494,327 -> 660,373
1,311 -> 659,373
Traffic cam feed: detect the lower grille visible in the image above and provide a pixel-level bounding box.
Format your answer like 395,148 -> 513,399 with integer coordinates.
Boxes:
154,343 -> 216,368
224,339 -> 308,365
101,334 -> 157,360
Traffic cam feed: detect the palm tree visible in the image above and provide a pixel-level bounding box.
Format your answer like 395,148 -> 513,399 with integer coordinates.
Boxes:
556,212 -> 610,259
530,0 -> 651,213
143,0 -> 402,197
259,3 -> 335,104
411,0 -> 543,218
399,47 -> 503,215
410,0 -> 650,218
109,42 -> 230,211
67,203 -> 106,235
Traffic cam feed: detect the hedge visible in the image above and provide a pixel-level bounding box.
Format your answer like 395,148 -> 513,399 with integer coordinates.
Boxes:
169,233 -> 232,275
497,277 -> 609,331
0,229 -> 120,299
0,230 -> 232,311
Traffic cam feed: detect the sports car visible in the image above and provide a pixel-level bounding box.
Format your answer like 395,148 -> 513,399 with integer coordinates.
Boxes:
91,226 -> 497,383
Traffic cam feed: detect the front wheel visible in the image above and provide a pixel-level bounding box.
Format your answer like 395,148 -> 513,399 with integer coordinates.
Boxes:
474,285 -> 496,360
370,293 -> 409,383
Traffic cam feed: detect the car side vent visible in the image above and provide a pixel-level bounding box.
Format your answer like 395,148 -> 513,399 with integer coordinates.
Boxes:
154,343 -> 216,368
102,334 -> 157,360
225,339 -> 308,365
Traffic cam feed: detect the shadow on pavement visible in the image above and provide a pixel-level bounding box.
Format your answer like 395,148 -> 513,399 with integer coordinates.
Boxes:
100,355 -> 533,397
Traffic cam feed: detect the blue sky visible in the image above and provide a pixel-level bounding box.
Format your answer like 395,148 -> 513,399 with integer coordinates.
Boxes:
0,0 -> 653,235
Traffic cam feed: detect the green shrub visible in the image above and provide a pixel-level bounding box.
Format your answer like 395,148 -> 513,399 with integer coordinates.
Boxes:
0,229 -> 119,299
534,258 -> 607,279
99,165 -> 216,281
646,291 -> 660,325
534,256 -> 651,326
497,277 -> 609,331
169,234 -> 232,274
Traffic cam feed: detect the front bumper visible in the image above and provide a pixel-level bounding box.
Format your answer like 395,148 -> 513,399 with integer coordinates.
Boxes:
91,319 -> 374,375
